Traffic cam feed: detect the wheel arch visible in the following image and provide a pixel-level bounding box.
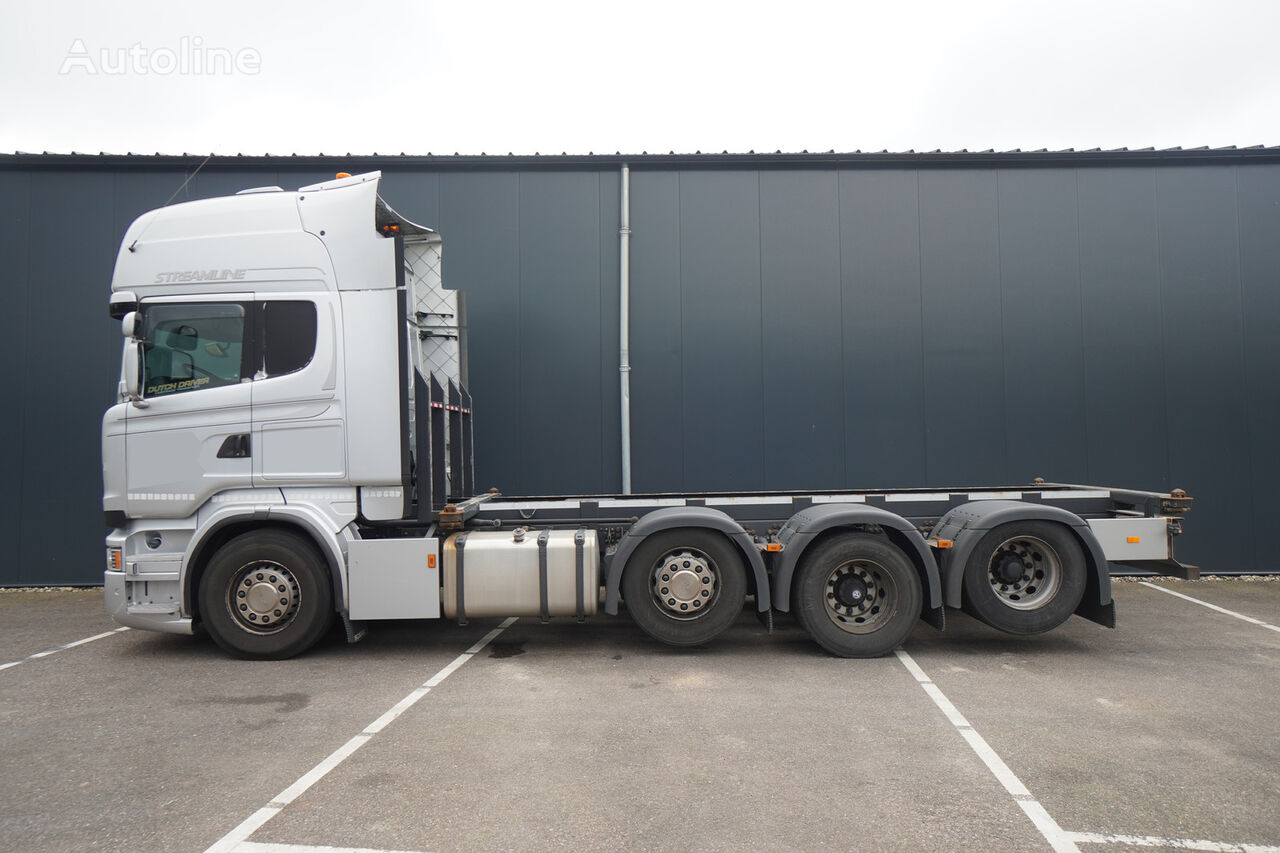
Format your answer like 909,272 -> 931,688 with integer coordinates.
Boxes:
773,504 -> 944,629
603,507 -> 770,615
184,508 -> 347,625
933,500 -> 1113,627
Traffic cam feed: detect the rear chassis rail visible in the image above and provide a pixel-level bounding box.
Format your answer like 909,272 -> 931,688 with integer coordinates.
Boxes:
461,482 -> 1189,544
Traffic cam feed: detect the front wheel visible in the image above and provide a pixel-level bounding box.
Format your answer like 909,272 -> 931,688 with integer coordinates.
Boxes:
621,529 -> 747,647
199,530 -> 333,659
792,533 -> 923,658
960,521 -> 1086,635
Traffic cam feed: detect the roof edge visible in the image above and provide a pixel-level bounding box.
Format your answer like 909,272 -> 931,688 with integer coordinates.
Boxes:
4,147 -> 1280,171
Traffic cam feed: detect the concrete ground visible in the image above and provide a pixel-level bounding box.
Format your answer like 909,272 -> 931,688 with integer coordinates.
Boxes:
1,578 -> 1277,853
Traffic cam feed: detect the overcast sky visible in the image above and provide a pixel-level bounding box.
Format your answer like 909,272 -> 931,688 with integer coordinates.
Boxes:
1,0 -> 1277,157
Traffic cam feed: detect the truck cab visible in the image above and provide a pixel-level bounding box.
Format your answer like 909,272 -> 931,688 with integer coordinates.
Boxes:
104,172 -> 467,653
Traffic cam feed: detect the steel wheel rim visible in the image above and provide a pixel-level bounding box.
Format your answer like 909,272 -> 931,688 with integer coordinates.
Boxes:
650,548 -> 718,620
226,559 -> 301,633
823,559 -> 898,634
986,535 -> 1062,610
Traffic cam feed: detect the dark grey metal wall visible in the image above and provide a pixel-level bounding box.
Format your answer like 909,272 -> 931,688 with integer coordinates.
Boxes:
1,152 -> 1277,584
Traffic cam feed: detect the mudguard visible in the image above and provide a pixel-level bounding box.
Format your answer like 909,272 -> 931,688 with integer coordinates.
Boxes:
932,500 -> 1114,628
773,504 -> 944,630
183,506 -> 350,618
603,507 -> 771,615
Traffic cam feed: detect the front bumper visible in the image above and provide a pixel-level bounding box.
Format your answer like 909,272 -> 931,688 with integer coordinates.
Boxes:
104,570 -> 194,635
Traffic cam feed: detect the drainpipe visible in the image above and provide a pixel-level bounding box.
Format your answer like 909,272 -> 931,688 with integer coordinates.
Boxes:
619,164 -> 633,494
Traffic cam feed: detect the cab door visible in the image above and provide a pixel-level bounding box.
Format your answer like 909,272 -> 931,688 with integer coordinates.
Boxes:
251,295 -> 347,484
124,298 -> 254,519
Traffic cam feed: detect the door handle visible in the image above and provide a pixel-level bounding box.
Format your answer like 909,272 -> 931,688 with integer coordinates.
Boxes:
216,434 -> 251,459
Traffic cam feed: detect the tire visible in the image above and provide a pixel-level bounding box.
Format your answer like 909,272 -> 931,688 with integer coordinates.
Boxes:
960,521 -> 1086,635
621,529 -> 747,647
199,530 -> 334,660
792,533 -> 922,658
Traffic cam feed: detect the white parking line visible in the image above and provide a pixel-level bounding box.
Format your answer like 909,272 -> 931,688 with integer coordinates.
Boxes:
235,843 -> 429,853
895,649 -> 1080,853
0,626 -> 130,671
1139,582 -> 1280,633
204,618 -> 518,853
1066,830 -> 1280,851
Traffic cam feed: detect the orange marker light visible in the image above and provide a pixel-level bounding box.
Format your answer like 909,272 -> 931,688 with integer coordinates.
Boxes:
1126,536 -> 1141,544
764,543 -> 782,552
931,539 -> 953,549
427,554 -> 437,569
335,172 -> 352,179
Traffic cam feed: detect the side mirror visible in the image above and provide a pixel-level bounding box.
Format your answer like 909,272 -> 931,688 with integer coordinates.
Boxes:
122,339 -> 147,408
121,311 -> 140,339
109,291 -> 137,321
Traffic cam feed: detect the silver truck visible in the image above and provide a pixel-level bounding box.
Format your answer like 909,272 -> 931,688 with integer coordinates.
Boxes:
102,172 -> 1195,659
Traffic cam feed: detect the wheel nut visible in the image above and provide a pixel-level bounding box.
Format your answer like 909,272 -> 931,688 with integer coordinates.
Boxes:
280,598 -> 288,606
660,587 -> 669,595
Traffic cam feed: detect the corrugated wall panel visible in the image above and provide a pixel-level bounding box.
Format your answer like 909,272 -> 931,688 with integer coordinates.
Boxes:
1236,164 -> 1280,574
997,169 -> 1089,483
1077,168 -> 1169,491
1156,166 -> 1251,569
838,170 -> 927,489
678,171 -> 765,492
515,171 -> 604,495
918,170 -> 1007,484
0,171 -> 30,585
23,171 -> 117,584
760,169 -> 843,490
629,171 -> 685,492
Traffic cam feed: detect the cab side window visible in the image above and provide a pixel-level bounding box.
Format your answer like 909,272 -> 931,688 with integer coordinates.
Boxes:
262,301 -> 317,378
142,304 -> 248,398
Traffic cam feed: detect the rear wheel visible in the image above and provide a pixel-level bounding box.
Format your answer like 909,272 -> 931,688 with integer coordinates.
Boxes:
199,530 -> 333,659
621,529 -> 747,647
792,533 -> 922,658
961,521 -> 1086,635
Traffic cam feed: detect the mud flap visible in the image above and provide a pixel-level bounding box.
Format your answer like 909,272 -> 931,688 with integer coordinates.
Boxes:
1074,597 -> 1116,629
342,613 -> 367,644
